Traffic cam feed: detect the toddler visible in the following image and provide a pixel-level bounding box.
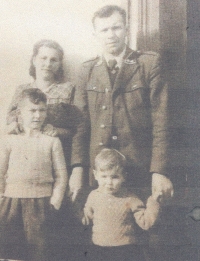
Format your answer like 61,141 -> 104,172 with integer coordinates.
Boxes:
83,148 -> 160,261
0,88 -> 68,261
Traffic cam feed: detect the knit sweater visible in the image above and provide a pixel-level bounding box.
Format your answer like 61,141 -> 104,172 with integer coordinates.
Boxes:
7,82 -> 87,167
0,133 -> 67,200
84,188 -> 160,247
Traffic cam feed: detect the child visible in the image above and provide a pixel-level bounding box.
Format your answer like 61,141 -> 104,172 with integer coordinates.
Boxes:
82,148 -> 161,261
0,88 -> 68,261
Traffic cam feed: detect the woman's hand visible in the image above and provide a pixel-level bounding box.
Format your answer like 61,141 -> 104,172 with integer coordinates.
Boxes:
42,124 -> 59,137
42,124 -> 71,138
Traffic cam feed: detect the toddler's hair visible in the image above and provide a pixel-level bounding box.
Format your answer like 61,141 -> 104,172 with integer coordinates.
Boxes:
94,148 -> 127,173
18,88 -> 47,106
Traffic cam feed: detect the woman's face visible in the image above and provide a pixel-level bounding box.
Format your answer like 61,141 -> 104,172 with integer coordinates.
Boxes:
33,46 -> 61,82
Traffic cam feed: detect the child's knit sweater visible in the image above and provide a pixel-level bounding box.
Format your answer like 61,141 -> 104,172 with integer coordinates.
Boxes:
0,134 -> 67,199
84,188 -> 160,246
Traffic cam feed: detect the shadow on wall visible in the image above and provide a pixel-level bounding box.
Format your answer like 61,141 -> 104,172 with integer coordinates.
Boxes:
137,30 -> 160,53
137,28 -> 188,188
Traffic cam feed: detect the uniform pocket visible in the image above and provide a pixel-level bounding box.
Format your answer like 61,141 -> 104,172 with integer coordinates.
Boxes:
122,84 -> 150,111
86,86 -> 108,112
122,80 -> 147,93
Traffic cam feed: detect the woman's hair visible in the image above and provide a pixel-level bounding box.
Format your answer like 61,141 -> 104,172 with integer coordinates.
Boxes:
94,148 -> 127,173
18,88 -> 47,106
29,39 -> 64,82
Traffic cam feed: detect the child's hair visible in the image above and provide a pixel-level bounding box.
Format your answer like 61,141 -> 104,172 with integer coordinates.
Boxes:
94,148 -> 127,172
18,88 -> 47,106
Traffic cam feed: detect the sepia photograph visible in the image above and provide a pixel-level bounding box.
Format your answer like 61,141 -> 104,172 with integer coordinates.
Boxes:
0,0 -> 200,260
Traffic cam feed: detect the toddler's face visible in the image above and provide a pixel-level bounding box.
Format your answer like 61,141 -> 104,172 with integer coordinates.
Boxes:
19,99 -> 47,130
94,167 -> 125,194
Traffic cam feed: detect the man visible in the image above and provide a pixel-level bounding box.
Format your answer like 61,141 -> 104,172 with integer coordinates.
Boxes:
75,5 -> 173,200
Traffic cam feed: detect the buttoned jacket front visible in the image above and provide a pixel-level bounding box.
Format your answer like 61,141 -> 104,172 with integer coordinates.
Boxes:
75,48 -> 170,183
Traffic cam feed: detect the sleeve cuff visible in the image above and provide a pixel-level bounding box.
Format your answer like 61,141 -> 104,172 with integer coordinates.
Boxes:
71,163 -> 83,169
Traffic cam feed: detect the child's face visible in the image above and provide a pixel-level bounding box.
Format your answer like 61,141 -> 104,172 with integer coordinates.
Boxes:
94,167 -> 125,194
19,98 -> 47,130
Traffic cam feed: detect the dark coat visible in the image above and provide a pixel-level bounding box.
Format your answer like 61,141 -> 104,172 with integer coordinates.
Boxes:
75,47 -> 170,185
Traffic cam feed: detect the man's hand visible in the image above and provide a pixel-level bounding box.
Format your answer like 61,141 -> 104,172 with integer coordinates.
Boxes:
82,214 -> 90,226
152,173 -> 174,202
69,167 -> 84,202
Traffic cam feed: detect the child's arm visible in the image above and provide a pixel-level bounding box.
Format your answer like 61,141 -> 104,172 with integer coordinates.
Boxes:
0,138 -> 10,197
82,205 -> 93,225
82,192 -> 94,225
132,195 -> 160,231
50,138 -> 68,210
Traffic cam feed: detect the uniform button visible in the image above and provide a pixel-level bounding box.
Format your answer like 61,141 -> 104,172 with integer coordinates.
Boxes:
102,106 -> 107,110
99,142 -> 104,146
132,84 -> 137,88
112,136 -> 118,140
93,86 -> 97,90
100,124 -> 105,128
105,88 -> 109,93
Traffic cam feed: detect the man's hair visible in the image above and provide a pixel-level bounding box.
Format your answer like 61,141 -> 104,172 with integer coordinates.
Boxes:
18,88 -> 47,106
94,148 -> 127,173
92,5 -> 126,27
29,39 -> 64,82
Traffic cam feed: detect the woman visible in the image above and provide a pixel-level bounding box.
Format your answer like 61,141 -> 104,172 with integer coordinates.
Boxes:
6,39 -> 88,260
7,39 -> 86,195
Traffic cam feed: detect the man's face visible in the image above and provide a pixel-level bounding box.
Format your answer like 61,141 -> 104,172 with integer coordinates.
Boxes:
20,99 -> 47,130
93,11 -> 127,56
94,167 -> 125,194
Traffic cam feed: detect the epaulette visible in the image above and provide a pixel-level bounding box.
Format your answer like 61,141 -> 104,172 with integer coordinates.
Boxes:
138,50 -> 158,56
83,56 -> 99,65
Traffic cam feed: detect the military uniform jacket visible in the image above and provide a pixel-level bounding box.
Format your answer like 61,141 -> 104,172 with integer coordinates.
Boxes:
75,47 -> 170,182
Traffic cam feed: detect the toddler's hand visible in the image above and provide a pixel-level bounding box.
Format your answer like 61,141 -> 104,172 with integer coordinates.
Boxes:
152,190 -> 163,203
152,173 -> 174,200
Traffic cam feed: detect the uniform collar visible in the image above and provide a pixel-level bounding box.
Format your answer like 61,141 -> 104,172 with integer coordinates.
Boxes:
94,47 -> 139,67
103,46 -> 126,68
123,47 -> 139,65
